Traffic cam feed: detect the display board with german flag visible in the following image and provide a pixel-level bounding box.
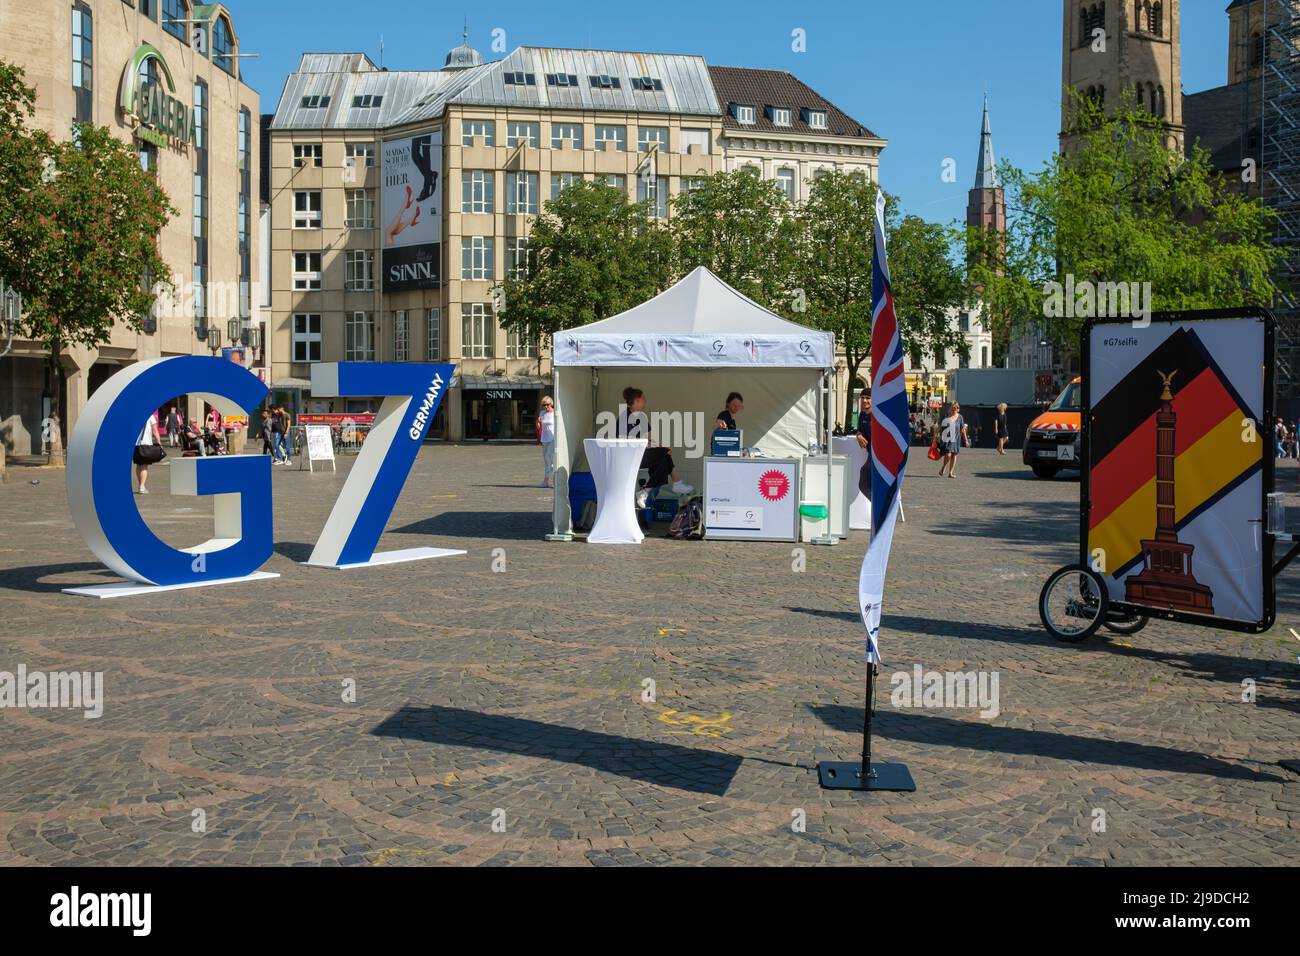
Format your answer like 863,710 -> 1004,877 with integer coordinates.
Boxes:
1084,311 -> 1273,631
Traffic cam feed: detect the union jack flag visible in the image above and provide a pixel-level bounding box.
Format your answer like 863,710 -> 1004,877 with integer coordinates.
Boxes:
859,191 -> 910,664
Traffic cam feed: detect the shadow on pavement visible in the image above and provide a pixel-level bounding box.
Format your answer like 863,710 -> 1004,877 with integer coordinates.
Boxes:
970,469 -> 1080,482
925,501 -> 1078,547
372,704 -> 742,796
0,561 -> 117,593
391,511 -> 551,541
807,704 -> 1287,782
273,541 -> 315,563
785,606 -> 1056,647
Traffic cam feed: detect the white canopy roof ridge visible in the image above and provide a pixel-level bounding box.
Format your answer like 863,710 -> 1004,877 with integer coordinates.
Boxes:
551,266 -> 835,368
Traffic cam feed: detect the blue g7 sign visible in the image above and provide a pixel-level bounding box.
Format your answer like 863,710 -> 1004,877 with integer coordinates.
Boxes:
66,358 -> 454,591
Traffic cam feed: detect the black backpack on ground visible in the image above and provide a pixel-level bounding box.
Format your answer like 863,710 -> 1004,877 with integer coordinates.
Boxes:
667,496 -> 705,540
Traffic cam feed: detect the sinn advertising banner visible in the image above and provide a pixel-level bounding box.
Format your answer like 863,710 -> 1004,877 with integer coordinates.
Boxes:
1083,311 -> 1273,630
382,131 -> 442,292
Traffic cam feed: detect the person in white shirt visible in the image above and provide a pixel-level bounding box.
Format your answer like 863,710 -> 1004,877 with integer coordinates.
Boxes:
133,415 -> 162,494
538,396 -> 557,487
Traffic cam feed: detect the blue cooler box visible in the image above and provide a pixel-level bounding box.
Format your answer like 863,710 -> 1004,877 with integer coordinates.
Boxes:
568,471 -> 596,517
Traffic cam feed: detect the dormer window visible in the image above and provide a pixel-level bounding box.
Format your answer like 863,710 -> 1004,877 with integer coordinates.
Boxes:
504,71 -> 536,86
770,107 -> 792,127
631,76 -> 664,92
589,74 -> 621,90
733,104 -> 756,124
351,94 -> 383,109
546,73 -> 579,87
805,109 -> 828,130
300,95 -> 331,110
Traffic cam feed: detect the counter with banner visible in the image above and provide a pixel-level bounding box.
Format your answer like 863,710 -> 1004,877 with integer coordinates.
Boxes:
703,457 -> 800,541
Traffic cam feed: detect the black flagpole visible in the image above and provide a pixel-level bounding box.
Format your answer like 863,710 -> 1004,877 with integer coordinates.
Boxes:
861,663 -> 874,781
818,658 -> 915,792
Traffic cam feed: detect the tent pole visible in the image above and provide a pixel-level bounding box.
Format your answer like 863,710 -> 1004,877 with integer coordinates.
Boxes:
545,363 -> 574,541
811,367 -> 837,546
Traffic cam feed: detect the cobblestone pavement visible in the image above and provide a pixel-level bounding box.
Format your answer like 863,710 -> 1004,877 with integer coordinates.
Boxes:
0,444 -> 1297,866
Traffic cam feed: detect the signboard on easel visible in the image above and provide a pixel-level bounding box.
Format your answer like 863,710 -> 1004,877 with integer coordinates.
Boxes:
302,425 -> 335,473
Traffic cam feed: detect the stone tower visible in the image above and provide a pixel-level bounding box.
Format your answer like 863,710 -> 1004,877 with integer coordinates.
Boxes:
1060,0 -> 1184,151
1227,0 -> 1266,86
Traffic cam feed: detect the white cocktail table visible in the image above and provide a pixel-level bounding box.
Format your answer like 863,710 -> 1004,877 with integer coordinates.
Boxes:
583,437 -> 647,544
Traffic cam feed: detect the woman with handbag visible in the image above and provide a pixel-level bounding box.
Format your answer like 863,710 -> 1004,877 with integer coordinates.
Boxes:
133,414 -> 164,494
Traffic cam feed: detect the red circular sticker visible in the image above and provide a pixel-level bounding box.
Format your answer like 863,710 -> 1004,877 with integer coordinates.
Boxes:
758,469 -> 790,502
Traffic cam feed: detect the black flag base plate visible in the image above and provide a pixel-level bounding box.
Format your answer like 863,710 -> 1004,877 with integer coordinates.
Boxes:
817,760 -> 916,792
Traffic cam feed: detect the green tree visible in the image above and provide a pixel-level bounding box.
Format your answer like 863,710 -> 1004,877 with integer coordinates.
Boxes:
968,90 -> 1283,355
797,171 -> 966,425
497,180 -> 672,344
669,169 -> 800,311
0,61 -> 175,462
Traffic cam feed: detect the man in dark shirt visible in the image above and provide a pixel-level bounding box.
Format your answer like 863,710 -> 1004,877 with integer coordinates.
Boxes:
855,391 -> 872,499
714,392 -> 744,432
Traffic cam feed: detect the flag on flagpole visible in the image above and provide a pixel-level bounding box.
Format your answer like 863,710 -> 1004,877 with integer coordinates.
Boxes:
858,191 -> 910,664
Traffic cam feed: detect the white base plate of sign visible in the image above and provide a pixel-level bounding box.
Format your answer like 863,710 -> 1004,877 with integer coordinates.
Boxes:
62,570 -> 281,600
303,546 -> 466,570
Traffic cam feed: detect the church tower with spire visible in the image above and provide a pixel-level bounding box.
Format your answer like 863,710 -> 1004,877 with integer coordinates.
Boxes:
967,95 -> 1006,239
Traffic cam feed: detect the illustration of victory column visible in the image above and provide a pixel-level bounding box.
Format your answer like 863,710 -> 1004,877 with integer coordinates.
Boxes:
1124,370 -> 1215,613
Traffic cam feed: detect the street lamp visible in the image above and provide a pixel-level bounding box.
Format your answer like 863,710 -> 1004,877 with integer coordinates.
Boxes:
227,318 -> 242,347
206,325 -> 222,355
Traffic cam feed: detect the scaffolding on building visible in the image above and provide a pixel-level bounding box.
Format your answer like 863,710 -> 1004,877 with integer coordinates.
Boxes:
1263,0 -> 1300,400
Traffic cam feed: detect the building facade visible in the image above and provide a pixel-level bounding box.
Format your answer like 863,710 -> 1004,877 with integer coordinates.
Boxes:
0,0 -> 260,456
707,65 -> 887,411
266,42 -> 726,440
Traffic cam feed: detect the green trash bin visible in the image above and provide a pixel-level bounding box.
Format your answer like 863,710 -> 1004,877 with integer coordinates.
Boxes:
799,501 -> 828,541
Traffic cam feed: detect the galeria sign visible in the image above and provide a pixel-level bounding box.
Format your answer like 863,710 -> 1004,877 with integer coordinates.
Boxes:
118,43 -> 195,148
67,358 -> 455,586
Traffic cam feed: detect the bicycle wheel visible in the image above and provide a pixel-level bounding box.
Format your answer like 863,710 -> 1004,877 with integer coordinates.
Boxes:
1039,564 -> 1109,643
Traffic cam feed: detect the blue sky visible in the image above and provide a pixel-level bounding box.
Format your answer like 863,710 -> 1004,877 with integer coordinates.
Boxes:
236,0 -> 1233,224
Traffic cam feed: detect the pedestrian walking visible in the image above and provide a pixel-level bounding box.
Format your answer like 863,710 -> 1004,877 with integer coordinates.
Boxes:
994,402 -> 1009,455
133,413 -> 163,494
259,409 -> 274,456
538,396 -> 556,487
270,405 -> 292,466
938,402 -> 968,479
165,406 -> 181,448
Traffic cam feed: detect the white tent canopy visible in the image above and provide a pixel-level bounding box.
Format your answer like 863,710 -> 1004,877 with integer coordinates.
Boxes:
552,266 -> 835,368
549,267 -> 836,537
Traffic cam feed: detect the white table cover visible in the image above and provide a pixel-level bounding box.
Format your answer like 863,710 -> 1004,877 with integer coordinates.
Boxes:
583,438 -> 647,544
832,435 -> 871,531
